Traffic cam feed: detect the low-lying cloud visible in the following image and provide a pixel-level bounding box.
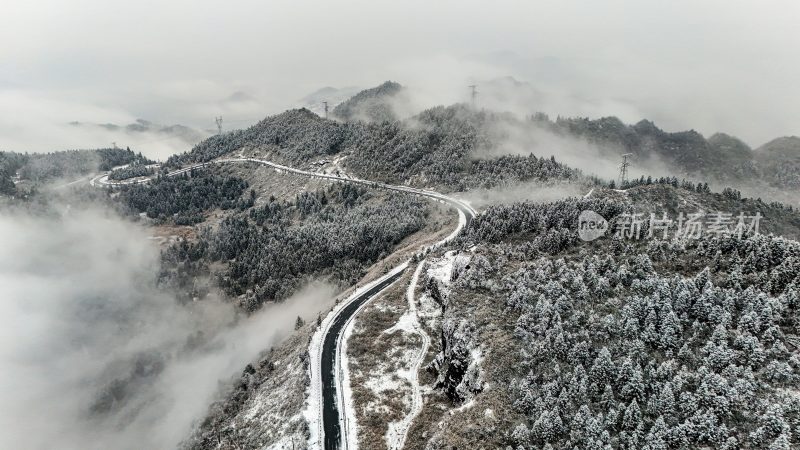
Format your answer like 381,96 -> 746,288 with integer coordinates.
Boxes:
460,181 -> 584,209
472,115 -> 673,182
0,89 -> 213,160
3,1 -> 799,155
0,208 -> 333,450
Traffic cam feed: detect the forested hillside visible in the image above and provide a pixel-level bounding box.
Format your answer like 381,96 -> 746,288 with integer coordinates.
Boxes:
413,182 -> 800,449
0,147 -> 153,189
755,137 -> 800,190
117,169 -> 251,225
544,116 -> 755,181
166,103 -> 581,192
1,146 -> 438,314
165,109 -> 352,168
159,181 -> 430,310
532,114 -> 800,194
36,90 -> 794,448
108,164 -> 156,181
343,105 -> 582,189
0,151 -> 26,195
164,82 -> 800,201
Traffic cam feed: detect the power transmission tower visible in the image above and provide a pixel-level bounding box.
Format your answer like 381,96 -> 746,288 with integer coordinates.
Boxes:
468,85 -> 478,108
323,101 -> 329,119
619,153 -> 633,186
215,116 -> 223,135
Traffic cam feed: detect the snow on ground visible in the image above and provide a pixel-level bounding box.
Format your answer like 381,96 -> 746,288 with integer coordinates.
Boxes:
262,431 -> 304,450
303,263 -> 409,449
193,328 -> 311,449
338,281 -> 416,450
300,168 -> 471,449
323,154 -> 352,179
383,311 -> 417,334
417,292 -> 441,320
453,399 -> 476,413
426,251 -> 458,287
457,346 -> 486,401
243,362 -> 305,445
363,372 -> 406,395
469,347 -> 483,372
331,206 -> 470,448
345,251 -> 462,450
344,294 -> 419,448
359,343 -> 418,413
414,252 -> 461,333
341,264 -> 411,450
369,301 -> 394,313
87,156 -> 473,449
384,262 -> 428,450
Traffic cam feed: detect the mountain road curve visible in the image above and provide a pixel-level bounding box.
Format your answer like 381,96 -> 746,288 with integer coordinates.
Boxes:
91,156 -> 476,449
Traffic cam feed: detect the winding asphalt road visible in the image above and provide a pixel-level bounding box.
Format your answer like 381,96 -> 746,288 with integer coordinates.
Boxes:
91,156 -> 476,449
322,197 -> 472,450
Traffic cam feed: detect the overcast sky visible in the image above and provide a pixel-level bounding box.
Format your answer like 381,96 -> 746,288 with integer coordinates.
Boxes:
1,0 -> 798,154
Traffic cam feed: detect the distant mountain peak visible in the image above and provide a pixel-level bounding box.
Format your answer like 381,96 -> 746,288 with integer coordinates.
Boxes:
226,91 -> 257,103
332,81 -> 406,122
757,136 -> 800,153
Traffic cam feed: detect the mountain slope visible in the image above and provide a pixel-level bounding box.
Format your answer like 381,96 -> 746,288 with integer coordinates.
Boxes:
332,80 -> 405,123
405,183 -> 800,449
153,99 -> 800,448
166,103 -> 581,192
756,137 -> 800,189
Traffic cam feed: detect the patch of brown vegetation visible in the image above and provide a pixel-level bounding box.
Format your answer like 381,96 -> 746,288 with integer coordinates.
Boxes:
346,274 -> 417,449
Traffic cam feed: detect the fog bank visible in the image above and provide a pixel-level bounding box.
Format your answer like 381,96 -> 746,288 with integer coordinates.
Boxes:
2,1 -> 799,153
0,209 -> 332,450
461,181 -> 584,209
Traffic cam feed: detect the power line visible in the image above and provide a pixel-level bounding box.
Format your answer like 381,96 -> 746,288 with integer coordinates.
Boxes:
215,116 -> 223,135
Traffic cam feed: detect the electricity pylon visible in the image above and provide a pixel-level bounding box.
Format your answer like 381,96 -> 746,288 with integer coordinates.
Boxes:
619,153 -> 633,186
468,85 -> 477,108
